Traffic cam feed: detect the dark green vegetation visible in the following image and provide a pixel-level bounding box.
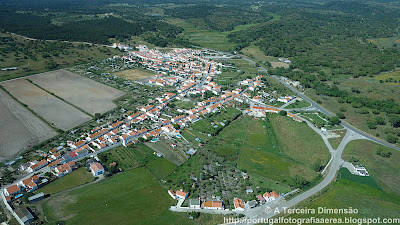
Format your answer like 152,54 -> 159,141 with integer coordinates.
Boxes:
41,167 -> 193,225
0,4 -> 190,46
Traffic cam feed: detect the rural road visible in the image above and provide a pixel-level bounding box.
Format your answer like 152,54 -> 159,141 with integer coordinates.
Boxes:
227,124 -> 367,224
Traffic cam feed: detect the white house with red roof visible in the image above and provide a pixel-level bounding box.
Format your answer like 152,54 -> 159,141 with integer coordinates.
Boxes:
90,162 -> 105,177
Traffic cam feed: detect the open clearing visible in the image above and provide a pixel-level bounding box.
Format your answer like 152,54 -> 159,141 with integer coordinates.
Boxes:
0,89 -> 56,161
115,68 -> 155,81
41,167 -> 193,225
1,79 -> 91,131
29,69 -> 125,115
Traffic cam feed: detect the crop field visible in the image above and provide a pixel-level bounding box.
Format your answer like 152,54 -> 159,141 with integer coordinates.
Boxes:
29,69 -> 125,115
0,89 -> 57,161
1,79 -> 91,131
342,140 -> 400,196
114,68 -> 155,81
41,167 -> 193,225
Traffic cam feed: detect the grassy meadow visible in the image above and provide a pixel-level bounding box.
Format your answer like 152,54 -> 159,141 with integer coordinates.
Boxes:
38,167 -> 94,195
41,167 -> 193,225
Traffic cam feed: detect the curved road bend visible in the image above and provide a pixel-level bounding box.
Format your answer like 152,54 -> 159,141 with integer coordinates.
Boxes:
229,129 -> 366,224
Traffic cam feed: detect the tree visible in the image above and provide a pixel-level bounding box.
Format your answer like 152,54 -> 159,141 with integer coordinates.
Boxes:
366,121 -> 377,129
329,116 -> 340,126
336,112 -> 345,119
386,134 -> 398,144
173,123 -> 180,130
95,113 -> 101,119
279,110 -> 287,116
388,115 -> 400,128
375,117 -> 385,125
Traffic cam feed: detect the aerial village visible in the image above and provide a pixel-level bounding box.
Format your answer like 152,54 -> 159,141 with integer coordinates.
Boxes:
2,45 -> 304,221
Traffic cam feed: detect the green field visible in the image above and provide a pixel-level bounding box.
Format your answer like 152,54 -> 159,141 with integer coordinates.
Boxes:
277,178 -> 400,223
166,18 -> 258,51
206,115 -> 251,161
191,107 -> 241,136
269,115 -> 330,176
41,167 -> 193,225
146,158 -> 177,180
342,140 -> 400,196
239,115 -> 330,185
284,99 -> 311,109
173,100 -> 195,110
38,167 -> 94,195
99,146 -> 141,170
338,168 -> 381,190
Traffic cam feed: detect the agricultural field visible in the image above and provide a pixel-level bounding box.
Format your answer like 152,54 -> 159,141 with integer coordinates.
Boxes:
40,167 -> 193,225
206,115 -> 251,162
29,69 -> 125,115
1,79 -> 91,131
191,107 -> 241,136
98,145 -> 152,171
114,68 -> 155,81
0,89 -> 57,161
38,167 -> 94,195
342,140 -> 400,196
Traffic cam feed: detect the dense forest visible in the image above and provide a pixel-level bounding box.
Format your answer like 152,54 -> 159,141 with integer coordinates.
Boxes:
228,3 -> 400,78
0,7 -> 190,46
